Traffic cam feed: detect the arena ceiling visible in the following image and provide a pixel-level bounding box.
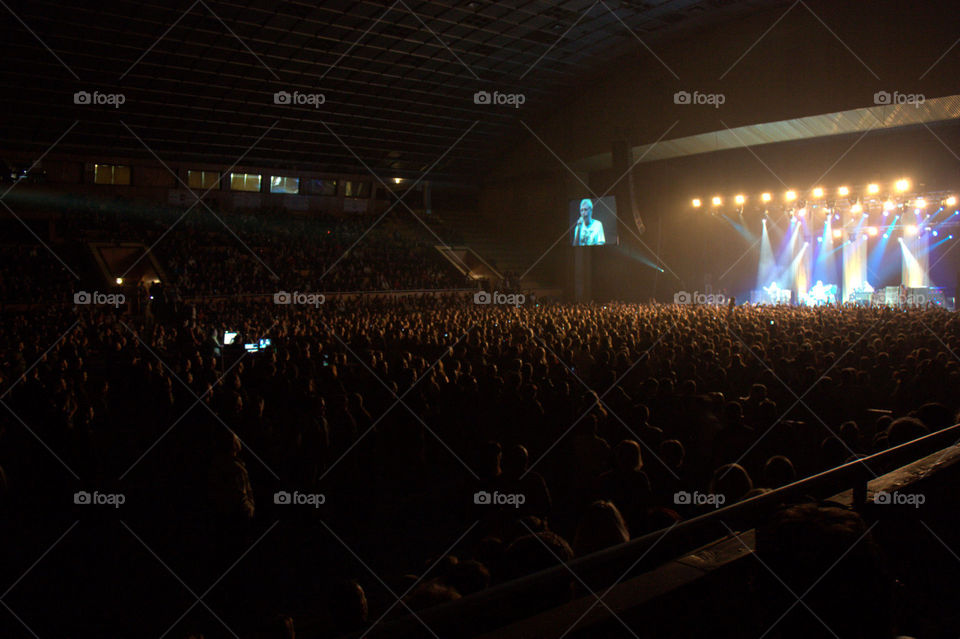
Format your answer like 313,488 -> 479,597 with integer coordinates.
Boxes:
1,0 -> 769,184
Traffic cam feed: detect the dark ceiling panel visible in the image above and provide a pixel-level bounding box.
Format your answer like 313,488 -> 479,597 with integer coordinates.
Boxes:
0,0 -> 767,183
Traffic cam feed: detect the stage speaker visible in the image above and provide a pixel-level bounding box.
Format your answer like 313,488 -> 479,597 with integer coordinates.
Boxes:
611,139 -> 644,235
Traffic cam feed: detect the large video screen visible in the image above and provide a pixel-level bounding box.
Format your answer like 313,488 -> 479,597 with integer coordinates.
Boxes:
570,196 -> 619,246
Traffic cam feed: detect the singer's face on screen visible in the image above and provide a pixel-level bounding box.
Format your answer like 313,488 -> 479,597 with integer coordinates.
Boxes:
580,200 -> 593,222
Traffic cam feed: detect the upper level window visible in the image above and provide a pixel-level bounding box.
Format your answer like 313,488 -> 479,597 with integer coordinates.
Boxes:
230,173 -> 262,192
94,164 -> 131,185
187,170 -> 220,190
270,176 -> 300,194
343,180 -> 371,198
304,178 -> 337,196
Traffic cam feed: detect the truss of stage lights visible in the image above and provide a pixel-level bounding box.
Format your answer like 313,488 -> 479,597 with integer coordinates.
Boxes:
691,180 -> 960,239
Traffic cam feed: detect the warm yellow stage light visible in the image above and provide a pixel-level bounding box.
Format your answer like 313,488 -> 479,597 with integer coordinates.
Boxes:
867,226 -> 878,236
735,194 -> 745,205
851,202 -> 863,214
832,228 -> 842,239
692,198 -> 702,208
895,179 -> 910,193
785,190 -> 797,202
115,277 -> 123,285
905,225 -> 918,236
883,199 -> 895,211
761,192 -> 772,203
838,186 -> 849,196
947,196 -> 957,207
712,196 -> 722,206
812,187 -> 824,198
867,183 -> 880,194
915,197 -> 927,208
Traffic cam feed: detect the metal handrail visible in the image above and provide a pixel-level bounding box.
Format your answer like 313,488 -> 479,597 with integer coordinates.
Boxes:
357,422 -> 960,638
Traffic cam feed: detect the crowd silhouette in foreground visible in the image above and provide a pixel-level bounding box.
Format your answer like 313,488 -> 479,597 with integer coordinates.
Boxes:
1,297 -> 958,637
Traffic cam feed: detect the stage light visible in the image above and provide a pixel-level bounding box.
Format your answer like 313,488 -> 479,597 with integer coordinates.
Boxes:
947,196 -> 957,207
735,194 -> 745,205
115,277 -> 123,285
798,207 -> 806,217
905,224 -> 918,236
832,228 -> 842,239
812,187 -> 824,198
867,226 -> 878,236
712,196 -> 722,206
851,202 -> 862,214
838,186 -> 849,197
393,177 -> 403,184
867,183 -> 880,194
883,199 -> 894,211
785,190 -> 797,202
933,230 -> 939,237
915,197 -> 927,208
817,236 -> 823,243
692,198 -> 702,208
895,179 -> 910,193
761,192 -> 772,202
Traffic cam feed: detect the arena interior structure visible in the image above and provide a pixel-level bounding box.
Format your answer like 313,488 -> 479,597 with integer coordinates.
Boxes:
3,1 -> 960,637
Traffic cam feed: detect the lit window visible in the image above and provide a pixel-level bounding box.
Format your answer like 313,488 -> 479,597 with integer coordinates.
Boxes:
187,170 -> 220,190
270,176 -> 300,194
230,173 -> 262,192
94,164 -> 131,185
343,180 -> 371,198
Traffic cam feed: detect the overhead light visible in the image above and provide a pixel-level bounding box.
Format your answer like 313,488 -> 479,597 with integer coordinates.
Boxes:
712,196 -> 722,206
915,197 -> 926,208
812,187 -> 824,198
905,224 -> 918,236
692,198 -> 702,208
851,202 -> 862,214
883,199 -> 895,211
735,194 -> 745,205
867,183 -> 880,194
895,178 -> 910,193
115,277 -> 123,285
785,190 -> 797,202
761,192 -> 772,203
838,186 -> 850,196
393,177 -> 403,184
946,196 -> 957,207
867,226 -> 878,236
832,228 -> 842,239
